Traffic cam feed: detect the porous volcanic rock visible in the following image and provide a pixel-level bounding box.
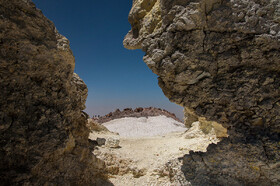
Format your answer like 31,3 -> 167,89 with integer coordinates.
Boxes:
95,107 -> 182,124
0,0 -> 110,185
125,0 -> 280,185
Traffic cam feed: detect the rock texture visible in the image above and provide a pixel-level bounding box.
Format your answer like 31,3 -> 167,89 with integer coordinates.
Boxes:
125,0 -> 280,185
95,107 -> 182,123
87,118 -> 110,132
0,0 -> 110,185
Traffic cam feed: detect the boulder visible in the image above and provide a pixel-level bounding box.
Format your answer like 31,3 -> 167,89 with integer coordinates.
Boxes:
124,0 -> 280,185
0,0 -> 110,185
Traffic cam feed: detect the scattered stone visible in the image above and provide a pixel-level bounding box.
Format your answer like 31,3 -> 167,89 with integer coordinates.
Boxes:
106,137 -> 120,148
97,138 -> 106,146
132,168 -> 147,178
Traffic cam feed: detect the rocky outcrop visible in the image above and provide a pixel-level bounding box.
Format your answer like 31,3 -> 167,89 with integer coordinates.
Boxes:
95,107 -> 182,123
125,0 -> 280,185
87,118 -> 110,132
0,0 -> 110,185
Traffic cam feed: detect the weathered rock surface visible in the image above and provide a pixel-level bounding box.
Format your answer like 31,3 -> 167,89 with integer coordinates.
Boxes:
87,118 -> 110,132
125,0 -> 280,185
96,107 -> 182,123
0,0 -> 110,185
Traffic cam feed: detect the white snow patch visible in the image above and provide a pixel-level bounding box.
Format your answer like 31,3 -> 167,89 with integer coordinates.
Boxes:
102,115 -> 187,137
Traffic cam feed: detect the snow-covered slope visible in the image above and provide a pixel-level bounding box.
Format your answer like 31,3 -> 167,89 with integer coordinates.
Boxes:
102,115 -> 186,137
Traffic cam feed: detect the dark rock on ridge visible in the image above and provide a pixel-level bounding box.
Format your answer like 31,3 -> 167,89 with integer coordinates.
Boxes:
125,0 -> 280,185
95,107 -> 182,124
0,0 -> 110,185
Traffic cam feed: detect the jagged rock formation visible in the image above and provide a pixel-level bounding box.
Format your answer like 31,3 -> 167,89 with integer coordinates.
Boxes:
0,0 -> 110,185
125,0 -> 280,185
95,107 -> 182,123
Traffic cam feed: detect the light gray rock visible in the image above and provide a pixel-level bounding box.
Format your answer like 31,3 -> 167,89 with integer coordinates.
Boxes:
106,137 -> 120,148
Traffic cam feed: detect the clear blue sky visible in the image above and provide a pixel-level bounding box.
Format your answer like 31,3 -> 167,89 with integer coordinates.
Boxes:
32,0 -> 184,119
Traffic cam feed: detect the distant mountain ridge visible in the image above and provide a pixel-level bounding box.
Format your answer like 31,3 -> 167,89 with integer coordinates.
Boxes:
94,107 -> 183,124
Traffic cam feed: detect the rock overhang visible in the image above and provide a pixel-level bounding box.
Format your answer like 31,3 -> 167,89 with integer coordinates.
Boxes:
124,0 -> 280,136
124,1 -> 280,184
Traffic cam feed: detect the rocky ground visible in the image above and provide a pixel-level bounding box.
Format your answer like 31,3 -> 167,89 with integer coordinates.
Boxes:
89,116 -> 220,186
